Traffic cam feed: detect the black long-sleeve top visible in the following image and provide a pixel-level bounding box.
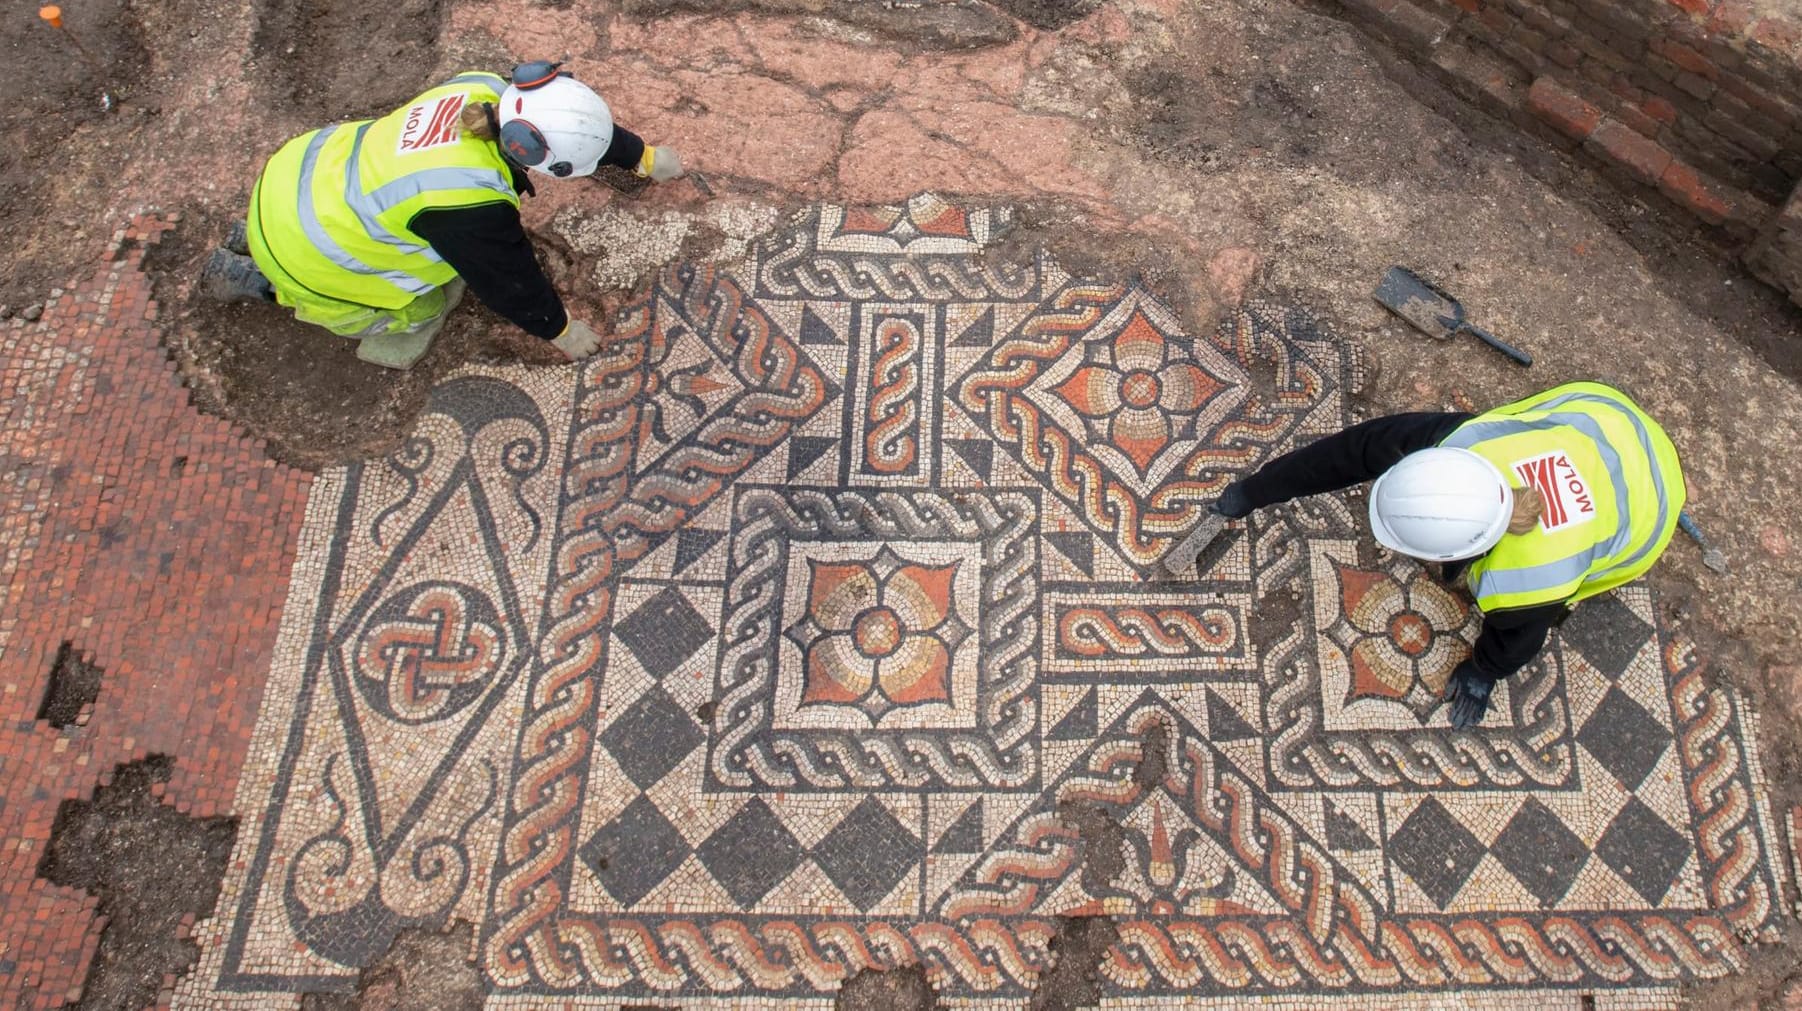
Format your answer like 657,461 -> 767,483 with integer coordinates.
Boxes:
1239,412 -> 1564,682
406,126 -> 647,340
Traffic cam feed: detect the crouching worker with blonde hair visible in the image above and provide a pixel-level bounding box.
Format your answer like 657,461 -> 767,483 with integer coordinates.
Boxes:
200,62 -> 685,369
1209,381 -> 1684,729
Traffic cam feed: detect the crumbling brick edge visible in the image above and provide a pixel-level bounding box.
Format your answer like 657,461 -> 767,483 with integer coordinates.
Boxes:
1332,0 -> 1802,308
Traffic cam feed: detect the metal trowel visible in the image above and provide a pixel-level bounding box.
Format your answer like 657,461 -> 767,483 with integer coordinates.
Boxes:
1374,267 -> 1533,367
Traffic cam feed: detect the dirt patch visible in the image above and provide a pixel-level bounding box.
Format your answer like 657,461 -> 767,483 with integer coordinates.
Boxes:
984,0 -> 1097,31
38,641 -> 104,730
1053,801 -> 1129,896
1130,719 -> 1169,790
836,964 -> 940,1010
250,0 -> 447,121
146,213 -> 565,472
37,756 -> 236,1011
1,0 -> 148,308
300,922 -> 484,1010
1130,65 -> 1336,175
622,0 -> 1018,50
985,201 -> 1223,339
1029,915 -> 1121,1011
1025,721 -> 1169,1008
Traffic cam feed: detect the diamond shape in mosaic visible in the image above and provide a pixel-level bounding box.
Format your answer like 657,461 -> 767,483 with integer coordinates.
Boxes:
598,688 -> 703,789
615,586 -> 713,679
813,797 -> 921,911
1388,798 -> 1486,909
1557,593 -> 1651,679
578,795 -> 693,908
1577,687 -> 1670,790
1489,799 -> 1590,908
697,798 -> 806,908
1594,796 -> 1689,905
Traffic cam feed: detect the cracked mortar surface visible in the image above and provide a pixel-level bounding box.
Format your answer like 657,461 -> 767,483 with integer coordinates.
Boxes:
6,0 -> 1802,1005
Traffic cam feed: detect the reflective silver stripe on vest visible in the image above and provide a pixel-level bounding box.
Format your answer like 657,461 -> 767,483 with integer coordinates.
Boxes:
446,72 -> 506,93
295,125 -> 436,298
341,121 -> 513,270
1441,390 -> 1670,600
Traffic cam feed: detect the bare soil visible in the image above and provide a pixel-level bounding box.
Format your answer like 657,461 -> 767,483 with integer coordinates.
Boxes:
622,0 -> 1020,48
836,964 -> 942,1010
145,210 -> 564,470
0,0 -> 146,310
249,0 -> 447,121
299,922 -> 485,1011
36,757 -> 235,1011
37,642 -> 104,730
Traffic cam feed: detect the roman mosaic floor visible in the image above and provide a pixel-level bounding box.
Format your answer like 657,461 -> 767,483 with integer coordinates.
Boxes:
177,197 -> 1790,1006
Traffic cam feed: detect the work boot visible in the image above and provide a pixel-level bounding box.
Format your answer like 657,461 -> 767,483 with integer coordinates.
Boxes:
356,317 -> 443,370
355,281 -> 465,371
199,249 -> 274,303
224,220 -> 250,256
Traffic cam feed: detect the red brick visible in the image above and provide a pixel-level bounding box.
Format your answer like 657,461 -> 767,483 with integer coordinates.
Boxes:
1666,0 -> 1709,16
1586,119 -> 1674,185
1615,103 -> 1664,137
1658,159 -> 1738,224
0,217 -> 309,1009
1718,74 -> 1802,129
1750,17 -> 1802,55
1641,95 -> 1679,123
1707,0 -> 1754,36
1451,0 -> 1479,13
1528,76 -> 1603,139
1652,39 -> 1719,79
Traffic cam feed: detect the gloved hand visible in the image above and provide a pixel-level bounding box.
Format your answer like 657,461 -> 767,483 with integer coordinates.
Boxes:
1212,480 -> 1253,519
1443,660 -> 1496,730
637,145 -> 685,182
551,318 -> 603,361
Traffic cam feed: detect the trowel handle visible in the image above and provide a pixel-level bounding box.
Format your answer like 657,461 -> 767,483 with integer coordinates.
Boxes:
1461,323 -> 1533,366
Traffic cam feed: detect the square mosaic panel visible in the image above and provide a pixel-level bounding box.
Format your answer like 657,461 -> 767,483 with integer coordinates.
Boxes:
705,484 -> 1040,792
184,196 -> 1792,1008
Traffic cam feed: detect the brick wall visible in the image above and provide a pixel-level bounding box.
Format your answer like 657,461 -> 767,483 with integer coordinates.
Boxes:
1337,0 -> 1802,307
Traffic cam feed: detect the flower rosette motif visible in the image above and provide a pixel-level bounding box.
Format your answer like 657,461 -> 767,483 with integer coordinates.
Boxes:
1049,310 -> 1225,476
784,548 -> 971,720
1331,561 -> 1472,712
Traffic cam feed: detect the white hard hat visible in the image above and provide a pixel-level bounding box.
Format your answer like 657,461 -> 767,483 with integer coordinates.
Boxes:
497,69 -> 614,179
1368,447 -> 1513,562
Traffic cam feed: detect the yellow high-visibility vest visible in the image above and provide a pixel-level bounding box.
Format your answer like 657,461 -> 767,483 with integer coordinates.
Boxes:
246,72 -> 518,310
1440,381 -> 1685,612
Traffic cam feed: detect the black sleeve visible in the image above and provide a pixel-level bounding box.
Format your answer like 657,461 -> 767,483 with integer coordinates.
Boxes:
1239,412 -> 1473,510
602,124 -> 646,171
409,202 -> 567,340
1469,603 -> 1565,679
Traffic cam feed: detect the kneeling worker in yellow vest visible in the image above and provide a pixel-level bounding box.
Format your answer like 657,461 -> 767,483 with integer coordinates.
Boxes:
199,61 -> 685,370
1211,381 -> 1683,729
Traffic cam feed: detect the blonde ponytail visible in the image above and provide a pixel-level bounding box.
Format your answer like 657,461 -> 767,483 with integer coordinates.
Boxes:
461,101 -> 498,141
1507,486 -> 1545,535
